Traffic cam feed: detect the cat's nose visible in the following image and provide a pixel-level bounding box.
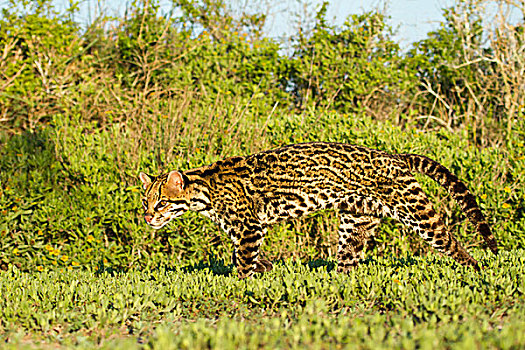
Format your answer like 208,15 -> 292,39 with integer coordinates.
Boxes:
144,213 -> 153,224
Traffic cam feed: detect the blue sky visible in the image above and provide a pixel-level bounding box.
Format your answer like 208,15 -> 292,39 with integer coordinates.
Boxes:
49,0 -> 518,48
264,0 -> 456,47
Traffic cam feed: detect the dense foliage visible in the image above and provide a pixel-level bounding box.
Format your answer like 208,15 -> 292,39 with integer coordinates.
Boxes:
0,0 -> 524,347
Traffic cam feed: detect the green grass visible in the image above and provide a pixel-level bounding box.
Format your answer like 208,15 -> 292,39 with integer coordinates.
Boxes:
0,249 -> 523,348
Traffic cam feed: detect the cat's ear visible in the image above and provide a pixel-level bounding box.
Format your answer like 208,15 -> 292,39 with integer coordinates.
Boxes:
166,171 -> 185,192
139,172 -> 153,190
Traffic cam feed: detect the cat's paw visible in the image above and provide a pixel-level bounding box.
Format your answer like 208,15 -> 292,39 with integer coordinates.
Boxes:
254,258 -> 273,273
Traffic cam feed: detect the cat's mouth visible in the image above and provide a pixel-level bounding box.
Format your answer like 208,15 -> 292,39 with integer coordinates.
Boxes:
144,211 -> 184,229
145,218 -> 170,230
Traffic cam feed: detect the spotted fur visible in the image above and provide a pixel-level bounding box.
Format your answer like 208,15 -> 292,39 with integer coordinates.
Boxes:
139,142 -> 497,278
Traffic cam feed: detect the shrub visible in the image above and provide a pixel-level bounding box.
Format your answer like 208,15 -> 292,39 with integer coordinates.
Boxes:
287,3 -> 416,114
407,0 -> 525,144
0,0 -> 82,128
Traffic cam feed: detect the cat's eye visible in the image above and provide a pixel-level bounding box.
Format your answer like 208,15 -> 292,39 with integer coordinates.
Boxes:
156,200 -> 168,209
142,200 -> 148,209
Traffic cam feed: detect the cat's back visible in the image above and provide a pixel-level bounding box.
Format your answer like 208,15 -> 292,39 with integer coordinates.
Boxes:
245,142 -> 405,188
187,142 -> 407,190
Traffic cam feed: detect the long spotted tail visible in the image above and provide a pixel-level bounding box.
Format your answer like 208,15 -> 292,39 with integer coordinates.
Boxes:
399,153 -> 498,254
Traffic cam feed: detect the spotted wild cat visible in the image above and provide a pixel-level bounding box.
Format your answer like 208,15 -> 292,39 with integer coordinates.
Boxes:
139,142 -> 497,278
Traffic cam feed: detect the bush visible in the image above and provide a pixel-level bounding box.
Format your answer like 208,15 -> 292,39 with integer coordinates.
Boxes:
407,0 -> 525,143
0,0 -> 523,272
287,3 -> 416,113
0,0 -> 82,128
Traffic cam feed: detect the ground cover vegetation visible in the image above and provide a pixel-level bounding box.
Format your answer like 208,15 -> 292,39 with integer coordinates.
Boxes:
0,0 -> 524,347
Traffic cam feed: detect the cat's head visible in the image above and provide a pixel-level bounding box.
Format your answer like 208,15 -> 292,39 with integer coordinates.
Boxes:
139,171 -> 189,229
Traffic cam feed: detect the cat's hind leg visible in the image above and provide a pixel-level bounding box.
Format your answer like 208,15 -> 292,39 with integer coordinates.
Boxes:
392,180 -> 480,270
336,213 -> 380,272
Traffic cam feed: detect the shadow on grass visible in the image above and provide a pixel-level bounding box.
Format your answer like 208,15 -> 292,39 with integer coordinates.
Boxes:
94,255 -> 339,277
0,127 -> 64,271
93,253 -> 458,277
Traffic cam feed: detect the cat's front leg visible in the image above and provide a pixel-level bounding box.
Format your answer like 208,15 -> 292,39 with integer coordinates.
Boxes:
228,218 -> 270,278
